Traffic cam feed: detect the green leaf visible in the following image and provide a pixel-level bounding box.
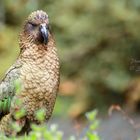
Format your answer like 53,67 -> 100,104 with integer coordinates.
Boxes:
11,122 -> 22,133
90,121 -> 100,131
86,110 -> 98,121
35,108 -> 46,122
14,79 -> 22,94
87,132 -> 100,140
14,108 -> 26,119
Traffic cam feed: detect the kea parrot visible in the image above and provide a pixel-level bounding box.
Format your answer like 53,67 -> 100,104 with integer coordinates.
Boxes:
0,10 -> 60,135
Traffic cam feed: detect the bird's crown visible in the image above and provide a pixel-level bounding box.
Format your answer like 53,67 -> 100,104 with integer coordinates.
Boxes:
27,10 -> 49,24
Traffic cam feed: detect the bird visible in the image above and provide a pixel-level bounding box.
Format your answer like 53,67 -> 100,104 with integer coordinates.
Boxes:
0,10 -> 60,136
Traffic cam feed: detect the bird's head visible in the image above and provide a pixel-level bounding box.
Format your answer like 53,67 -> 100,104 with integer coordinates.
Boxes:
21,10 -> 51,46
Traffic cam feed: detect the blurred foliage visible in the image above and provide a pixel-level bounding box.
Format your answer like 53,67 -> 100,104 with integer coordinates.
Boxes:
0,0 -> 140,118
0,110 -> 101,140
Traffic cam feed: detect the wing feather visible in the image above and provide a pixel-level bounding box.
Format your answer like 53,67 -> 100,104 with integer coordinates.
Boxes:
0,61 -> 22,116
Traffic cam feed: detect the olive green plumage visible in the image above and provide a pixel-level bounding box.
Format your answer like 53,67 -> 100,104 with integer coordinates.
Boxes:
0,97 -> 11,114
0,10 -> 60,136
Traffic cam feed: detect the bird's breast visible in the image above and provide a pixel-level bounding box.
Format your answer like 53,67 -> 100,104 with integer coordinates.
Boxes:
20,54 -> 59,99
19,52 -> 59,121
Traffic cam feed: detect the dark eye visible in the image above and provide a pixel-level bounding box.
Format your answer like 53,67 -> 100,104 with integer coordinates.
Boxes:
26,22 -> 37,31
28,22 -> 37,27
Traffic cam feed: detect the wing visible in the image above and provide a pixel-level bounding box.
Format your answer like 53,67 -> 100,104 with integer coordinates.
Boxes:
0,61 -> 22,117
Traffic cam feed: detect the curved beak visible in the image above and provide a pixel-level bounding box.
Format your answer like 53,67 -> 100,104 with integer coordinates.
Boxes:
40,23 -> 48,44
